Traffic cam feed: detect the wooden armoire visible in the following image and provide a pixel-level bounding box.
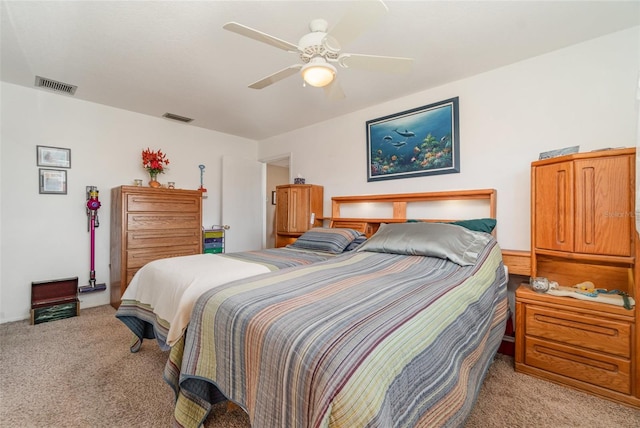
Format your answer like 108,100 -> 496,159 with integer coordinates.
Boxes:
515,147 -> 639,408
274,184 -> 323,247
109,186 -> 202,308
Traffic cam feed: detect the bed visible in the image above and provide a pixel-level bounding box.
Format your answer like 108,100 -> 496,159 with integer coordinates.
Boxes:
165,190 -> 508,428
116,227 -> 366,351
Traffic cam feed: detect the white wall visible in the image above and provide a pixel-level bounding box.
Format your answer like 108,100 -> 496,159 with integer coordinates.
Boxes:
0,82 -> 258,322
2,27 -> 638,323
259,27 -> 640,251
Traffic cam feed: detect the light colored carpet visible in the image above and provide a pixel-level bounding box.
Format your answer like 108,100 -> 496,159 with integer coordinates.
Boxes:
1,305 -> 638,427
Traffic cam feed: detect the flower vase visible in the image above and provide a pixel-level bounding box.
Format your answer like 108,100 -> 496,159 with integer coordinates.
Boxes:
148,172 -> 160,188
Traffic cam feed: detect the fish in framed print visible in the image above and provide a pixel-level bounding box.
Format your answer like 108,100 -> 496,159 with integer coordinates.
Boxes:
366,97 -> 459,182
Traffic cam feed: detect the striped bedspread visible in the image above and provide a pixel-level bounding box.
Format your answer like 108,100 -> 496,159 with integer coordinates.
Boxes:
116,248 -> 334,351
166,239 -> 507,428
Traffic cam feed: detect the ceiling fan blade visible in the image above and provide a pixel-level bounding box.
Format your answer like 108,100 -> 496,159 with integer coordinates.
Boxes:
339,54 -> 413,73
223,22 -> 298,52
323,79 -> 345,101
325,0 -> 388,50
248,65 -> 302,89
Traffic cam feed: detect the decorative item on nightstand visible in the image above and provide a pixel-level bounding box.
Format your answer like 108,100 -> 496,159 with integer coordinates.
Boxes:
529,276 -> 549,293
294,174 -> 305,184
141,148 -> 169,187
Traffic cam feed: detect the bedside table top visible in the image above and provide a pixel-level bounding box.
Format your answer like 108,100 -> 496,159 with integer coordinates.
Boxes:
516,285 -> 635,320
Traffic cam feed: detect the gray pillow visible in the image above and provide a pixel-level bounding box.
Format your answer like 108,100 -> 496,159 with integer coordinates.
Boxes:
356,222 -> 491,266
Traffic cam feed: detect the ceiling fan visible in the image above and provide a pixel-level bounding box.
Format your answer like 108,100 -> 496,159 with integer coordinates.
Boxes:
222,0 -> 413,99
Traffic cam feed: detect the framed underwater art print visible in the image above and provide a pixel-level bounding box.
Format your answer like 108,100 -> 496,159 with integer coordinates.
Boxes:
366,97 -> 459,182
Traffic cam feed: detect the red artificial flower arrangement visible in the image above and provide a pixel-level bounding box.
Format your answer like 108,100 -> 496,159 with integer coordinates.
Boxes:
142,148 -> 170,175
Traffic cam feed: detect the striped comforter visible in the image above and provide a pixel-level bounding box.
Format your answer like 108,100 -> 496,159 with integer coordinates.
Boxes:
116,248 -> 334,351
166,238 -> 507,428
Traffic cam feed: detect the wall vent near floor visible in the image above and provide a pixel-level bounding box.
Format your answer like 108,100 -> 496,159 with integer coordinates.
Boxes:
34,76 -> 77,95
162,112 -> 194,123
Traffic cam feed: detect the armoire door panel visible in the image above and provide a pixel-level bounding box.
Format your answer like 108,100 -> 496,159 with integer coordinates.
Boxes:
574,156 -> 631,256
534,161 -> 574,252
275,187 -> 290,233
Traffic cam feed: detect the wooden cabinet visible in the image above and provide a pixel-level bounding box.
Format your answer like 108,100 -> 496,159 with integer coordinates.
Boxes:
531,148 -> 636,289
110,186 -> 202,308
533,154 -> 633,257
275,184 -> 323,247
518,147 -> 639,408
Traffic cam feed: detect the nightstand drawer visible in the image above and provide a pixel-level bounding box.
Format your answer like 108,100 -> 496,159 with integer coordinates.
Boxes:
525,305 -> 631,358
525,336 -> 631,394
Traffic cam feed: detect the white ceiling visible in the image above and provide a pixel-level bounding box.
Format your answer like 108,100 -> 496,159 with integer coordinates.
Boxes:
2,1 -> 639,141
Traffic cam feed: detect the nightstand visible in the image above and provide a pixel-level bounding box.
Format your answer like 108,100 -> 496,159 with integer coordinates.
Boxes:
515,285 -> 638,408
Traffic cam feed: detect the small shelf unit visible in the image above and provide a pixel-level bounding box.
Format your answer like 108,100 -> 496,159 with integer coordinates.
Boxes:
203,226 -> 225,254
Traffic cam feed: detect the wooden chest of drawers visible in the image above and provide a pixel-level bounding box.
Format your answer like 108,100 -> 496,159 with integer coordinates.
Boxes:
515,286 -> 638,407
110,186 -> 202,308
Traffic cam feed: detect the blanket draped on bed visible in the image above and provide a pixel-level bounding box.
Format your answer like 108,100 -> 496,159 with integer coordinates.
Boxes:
116,248 -> 333,351
165,239 -> 507,428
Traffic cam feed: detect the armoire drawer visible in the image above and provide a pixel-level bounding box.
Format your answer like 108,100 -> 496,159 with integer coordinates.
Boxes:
126,245 -> 201,269
127,229 -> 201,249
525,305 -> 631,358
126,193 -> 200,213
127,212 -> 201,230
524,336 -> 631,394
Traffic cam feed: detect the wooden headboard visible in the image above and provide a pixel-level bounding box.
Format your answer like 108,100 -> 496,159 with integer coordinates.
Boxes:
328,189 -> 497,238
327,188 -> 531,276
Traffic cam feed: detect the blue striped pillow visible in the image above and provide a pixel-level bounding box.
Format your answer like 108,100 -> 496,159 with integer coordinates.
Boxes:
288,228 -> 363,254
344,234 -> 367,252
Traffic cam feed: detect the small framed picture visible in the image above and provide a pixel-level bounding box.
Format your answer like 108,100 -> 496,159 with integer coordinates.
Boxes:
37,145 -> 71,168
271,191 -> 277,205
39,168 -> 67,194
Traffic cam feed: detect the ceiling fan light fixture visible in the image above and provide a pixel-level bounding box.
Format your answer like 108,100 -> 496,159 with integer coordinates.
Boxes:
301,61 -> 336,88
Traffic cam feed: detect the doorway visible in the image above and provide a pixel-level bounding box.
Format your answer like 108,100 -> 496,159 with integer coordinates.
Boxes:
262,154 -> 291,248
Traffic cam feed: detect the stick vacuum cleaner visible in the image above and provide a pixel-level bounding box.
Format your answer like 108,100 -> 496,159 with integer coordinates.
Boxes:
79,186 -> 107,293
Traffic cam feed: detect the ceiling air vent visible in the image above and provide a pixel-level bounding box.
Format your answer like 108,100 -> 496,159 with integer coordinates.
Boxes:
162,112 -> 194,123
34,76 -> 77,95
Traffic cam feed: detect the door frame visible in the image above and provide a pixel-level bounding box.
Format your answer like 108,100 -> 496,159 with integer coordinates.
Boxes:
260,152 -> 292,248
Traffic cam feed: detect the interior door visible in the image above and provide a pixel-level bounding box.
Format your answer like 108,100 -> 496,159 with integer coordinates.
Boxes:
222,156 -> 265,252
